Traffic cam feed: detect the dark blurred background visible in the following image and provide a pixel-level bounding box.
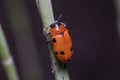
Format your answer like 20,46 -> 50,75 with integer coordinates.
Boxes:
0,0 -> 120,80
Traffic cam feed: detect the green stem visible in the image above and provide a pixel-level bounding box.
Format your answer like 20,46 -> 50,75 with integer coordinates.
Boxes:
114,0 -> 120,38
0,24 -> 19,80
35,0 -> 70,80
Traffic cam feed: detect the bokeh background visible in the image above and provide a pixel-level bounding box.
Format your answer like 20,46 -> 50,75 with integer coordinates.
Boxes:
0,0 -> 120,80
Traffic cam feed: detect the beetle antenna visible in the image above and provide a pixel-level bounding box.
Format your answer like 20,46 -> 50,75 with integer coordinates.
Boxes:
56,14 -> 62,22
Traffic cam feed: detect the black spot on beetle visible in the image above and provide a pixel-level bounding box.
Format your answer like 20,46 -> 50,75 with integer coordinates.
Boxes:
70,47 -> 73,51
60,51 -> 65,55
52,38 -> 56,42
55,52 -> 58,55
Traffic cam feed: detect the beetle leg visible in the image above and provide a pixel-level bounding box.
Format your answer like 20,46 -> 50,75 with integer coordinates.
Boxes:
51,65 -> 56,74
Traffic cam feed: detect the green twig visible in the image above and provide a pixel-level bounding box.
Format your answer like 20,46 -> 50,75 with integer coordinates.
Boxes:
0,24 -> 19,80
114,0 -> 120,39
35,0 -> 70,80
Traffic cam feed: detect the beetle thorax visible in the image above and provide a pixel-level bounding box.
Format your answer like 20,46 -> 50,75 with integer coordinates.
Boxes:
55,24 -> 60,31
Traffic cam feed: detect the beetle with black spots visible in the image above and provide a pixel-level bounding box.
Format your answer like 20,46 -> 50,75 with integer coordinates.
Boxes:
49,20 -> 73,63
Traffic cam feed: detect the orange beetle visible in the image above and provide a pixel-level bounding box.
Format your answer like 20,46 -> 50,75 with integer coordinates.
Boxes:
49,21 -> 73,63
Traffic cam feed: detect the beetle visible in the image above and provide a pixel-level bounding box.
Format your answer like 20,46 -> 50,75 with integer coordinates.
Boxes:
49,20 -> 73,63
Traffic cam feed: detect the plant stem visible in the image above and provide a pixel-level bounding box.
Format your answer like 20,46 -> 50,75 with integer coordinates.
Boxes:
0,24 -> 19,80
114,0 -> 120,39
35,0 -> 70,80
3,0 -> 45,79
